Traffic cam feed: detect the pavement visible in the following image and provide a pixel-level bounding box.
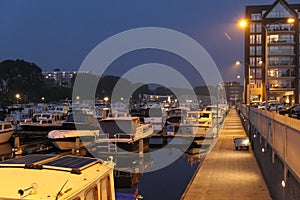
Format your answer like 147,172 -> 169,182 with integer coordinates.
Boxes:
181,108 -> 271,200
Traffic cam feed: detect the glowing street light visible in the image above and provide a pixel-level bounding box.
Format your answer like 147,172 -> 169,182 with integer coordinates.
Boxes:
238,19 -> 247,28
235,61 -> 251,104
104,97 -> 109,107
15,94 -> 20,104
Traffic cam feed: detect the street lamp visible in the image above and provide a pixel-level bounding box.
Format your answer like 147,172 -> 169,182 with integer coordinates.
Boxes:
15,94 -> 20,104
104,97 -> 109,107
235,61 -> 250,104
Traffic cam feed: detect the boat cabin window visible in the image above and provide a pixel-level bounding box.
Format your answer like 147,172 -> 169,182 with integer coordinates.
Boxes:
200,113 -> 210,118
4,124 -> 12,129
0,125 -> 2,130
85,185 -> 98,200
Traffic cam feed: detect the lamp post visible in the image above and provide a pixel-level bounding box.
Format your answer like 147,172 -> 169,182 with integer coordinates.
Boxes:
104,97 -> 109,107
235,61 -> 250,104
15,94 -> 20,104
261,23 -> 269,102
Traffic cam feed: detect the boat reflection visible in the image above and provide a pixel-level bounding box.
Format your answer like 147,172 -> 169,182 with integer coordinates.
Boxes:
96,153 -> 153,189
0,142 -> 12,159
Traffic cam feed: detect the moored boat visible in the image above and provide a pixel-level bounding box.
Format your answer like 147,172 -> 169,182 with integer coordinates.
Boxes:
96,116 -> 153,153
0,122 -> 14,144
0,154 -> 116,200
47,129 -> 100,151
20,113 -> 63,132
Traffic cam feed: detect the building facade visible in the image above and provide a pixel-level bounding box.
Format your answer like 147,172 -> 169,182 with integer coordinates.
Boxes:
43,70 -> 77,88
244,0 -> 300,105
224,82 -> 244,105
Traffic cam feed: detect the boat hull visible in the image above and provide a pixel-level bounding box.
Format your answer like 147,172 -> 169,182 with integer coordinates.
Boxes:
0,130 -> 14,144
20,124 -> 62,132
50,136 -> 96,151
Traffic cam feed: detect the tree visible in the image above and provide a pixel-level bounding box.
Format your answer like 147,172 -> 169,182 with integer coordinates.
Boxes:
0,59 -> 43,104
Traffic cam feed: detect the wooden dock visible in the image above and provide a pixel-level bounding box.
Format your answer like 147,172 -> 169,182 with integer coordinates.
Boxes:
181,108 -> 271,200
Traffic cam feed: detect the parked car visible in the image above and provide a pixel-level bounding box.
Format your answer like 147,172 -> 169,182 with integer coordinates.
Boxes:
279,104 -> 299,115
290,107 -> 300,119
257,101 -> 267,110
267,103 -> 284,111
279,104 -> 300,119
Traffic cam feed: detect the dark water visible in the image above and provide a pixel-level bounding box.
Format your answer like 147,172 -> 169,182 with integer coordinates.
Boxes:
116,148 -> 200,200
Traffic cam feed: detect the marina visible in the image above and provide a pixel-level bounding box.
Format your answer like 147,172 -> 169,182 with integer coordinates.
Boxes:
2,0 -> 300,199
0,100 -> 223,199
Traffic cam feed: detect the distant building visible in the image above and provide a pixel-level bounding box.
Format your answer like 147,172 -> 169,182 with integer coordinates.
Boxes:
243,0 -> 300,104
224,82 -> 243,105
43,70 -> 77,88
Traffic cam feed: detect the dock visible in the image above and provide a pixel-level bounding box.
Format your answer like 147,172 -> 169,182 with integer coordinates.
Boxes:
181,108 -> 271,200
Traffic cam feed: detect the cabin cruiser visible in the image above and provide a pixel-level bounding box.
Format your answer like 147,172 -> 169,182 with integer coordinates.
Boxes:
176,110 -> 214,137
96,116 -> 153,153
47,111 -> 100,151
0,122 -> 14,144
20,113 -> 63,132
0,154 -> 116,200
61,111 -> 99,130
198,111 -> 213,128
47,129 -> 100,151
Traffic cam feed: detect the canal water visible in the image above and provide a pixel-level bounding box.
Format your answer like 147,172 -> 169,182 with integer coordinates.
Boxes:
116,148 -> 201,200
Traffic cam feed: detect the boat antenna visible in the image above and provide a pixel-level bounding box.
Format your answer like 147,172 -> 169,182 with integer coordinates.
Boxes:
55,180 -> 69,200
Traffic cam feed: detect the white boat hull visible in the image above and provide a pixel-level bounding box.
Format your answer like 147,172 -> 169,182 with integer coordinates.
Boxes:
0,130 -> 14,144
51,139 -> 94,151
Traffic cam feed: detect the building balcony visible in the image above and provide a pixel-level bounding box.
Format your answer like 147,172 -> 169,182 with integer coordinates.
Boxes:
270,87 -> 295,91
267,27 -> 295,34
268,62 -> 295,67
268,40 -> 295,45
269,50 -> 295,56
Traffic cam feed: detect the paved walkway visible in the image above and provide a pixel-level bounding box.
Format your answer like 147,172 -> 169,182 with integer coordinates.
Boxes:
182,108 -> 271,200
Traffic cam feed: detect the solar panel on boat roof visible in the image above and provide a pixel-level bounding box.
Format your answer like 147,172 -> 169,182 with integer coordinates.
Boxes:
43,156 -> 99,169
0,155 -> 56,165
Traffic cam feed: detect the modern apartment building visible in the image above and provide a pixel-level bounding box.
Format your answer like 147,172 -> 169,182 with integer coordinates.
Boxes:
244,0 -> 300,105
224,82 -> 244,105
43,70 -> 77,88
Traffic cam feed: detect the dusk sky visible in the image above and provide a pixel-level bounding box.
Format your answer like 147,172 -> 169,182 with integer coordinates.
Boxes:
1,0 -> 299,86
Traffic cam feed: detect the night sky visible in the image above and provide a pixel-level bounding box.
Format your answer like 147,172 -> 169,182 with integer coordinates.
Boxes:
1,0 -> 299,86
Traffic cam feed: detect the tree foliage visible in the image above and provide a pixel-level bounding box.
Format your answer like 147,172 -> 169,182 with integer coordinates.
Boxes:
0,59 -> 43,104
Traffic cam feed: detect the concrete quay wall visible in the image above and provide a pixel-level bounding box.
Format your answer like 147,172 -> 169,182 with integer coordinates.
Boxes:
239,105 -> 300,200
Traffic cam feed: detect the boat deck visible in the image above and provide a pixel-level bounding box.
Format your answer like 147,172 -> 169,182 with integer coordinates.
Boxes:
181,108 -> 271,200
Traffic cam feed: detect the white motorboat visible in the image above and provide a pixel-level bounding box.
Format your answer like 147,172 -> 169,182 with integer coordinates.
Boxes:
0,122 -> 14,144
48,129 -> 99,151
20,113 -> 63,132
96,116 -> 153,153
0,154 -> 116,200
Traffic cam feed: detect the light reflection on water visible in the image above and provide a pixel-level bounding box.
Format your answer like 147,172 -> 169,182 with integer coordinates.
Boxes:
116,148 -> 201,200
